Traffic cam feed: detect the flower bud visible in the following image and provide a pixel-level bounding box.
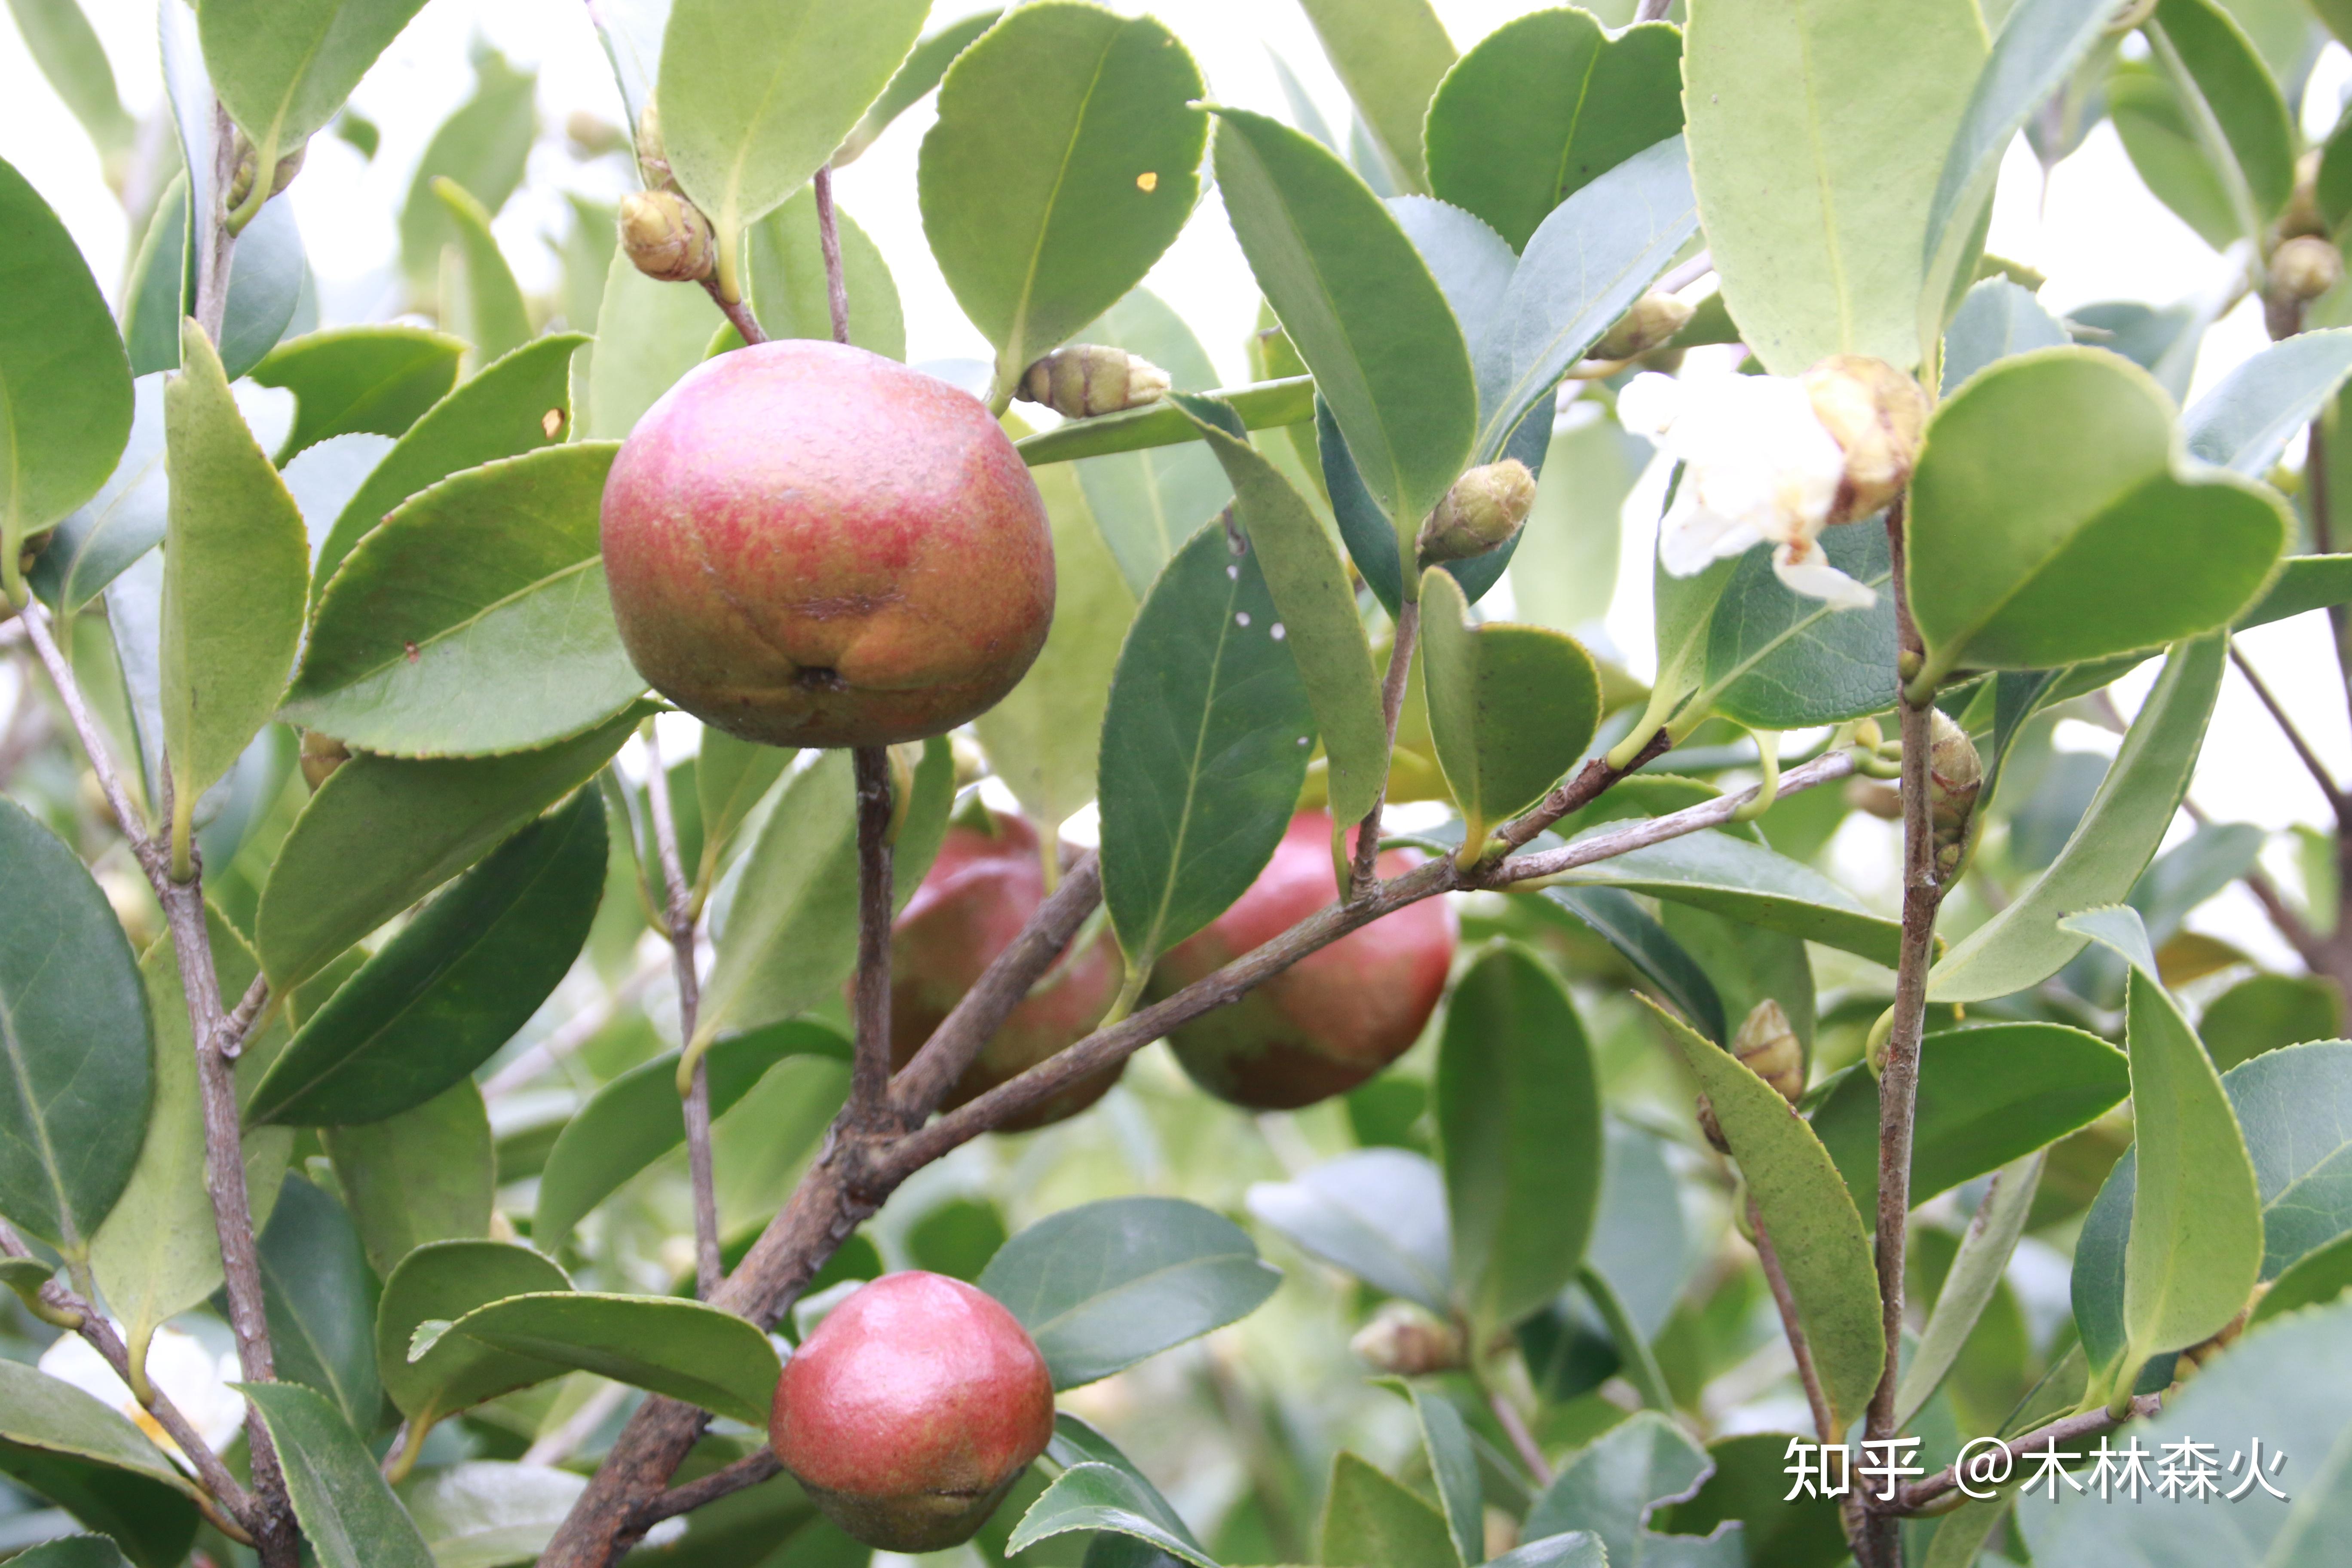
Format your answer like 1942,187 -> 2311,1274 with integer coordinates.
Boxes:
300,729 -> 350,792
226,135 -> 306,210
1592,292 -> 1696,362
1926,709 -> 1983,879
2272,236 -> 2343,303
1416,459 -> 1537,566
1800,355 -> 1929,524
1015,345 -> 1171,420
635,98 -> 674,192
1698,998 -> 1804,1153
1348,1300 -> 1466,1376
619,190 -> 716,284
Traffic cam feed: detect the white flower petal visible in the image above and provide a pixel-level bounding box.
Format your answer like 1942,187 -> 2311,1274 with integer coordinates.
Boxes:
38,1323 -> 246,1466
1773,541 -> 1877,609
1661,502 -> 1762,576
1615,372 -> 1684,441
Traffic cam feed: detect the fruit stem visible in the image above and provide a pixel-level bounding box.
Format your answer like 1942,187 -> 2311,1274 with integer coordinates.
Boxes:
849,745 -> 898,1125
812,165 -> 852,346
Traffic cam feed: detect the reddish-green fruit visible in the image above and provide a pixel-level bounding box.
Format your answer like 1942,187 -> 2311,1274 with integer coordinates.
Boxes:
1152,811 -> 1456,1109
891,812 -> 1123,1130
770,1270 -> 1055,1552
600,340 -> 1055,749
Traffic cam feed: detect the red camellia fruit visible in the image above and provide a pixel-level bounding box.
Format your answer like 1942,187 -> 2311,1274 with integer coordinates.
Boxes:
1150,811 -> 1456,1109
891,811 -> 1124,1130
600,340 -> 1055,749
770,1270 -> 1055,1552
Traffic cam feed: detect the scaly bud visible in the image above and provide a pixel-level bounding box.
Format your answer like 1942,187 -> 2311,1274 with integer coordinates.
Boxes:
619,190 -> 717,284
226,135 -> 306,211
1416,459 -> 1537,566
2174,1286 -> 2267,1382
1927,710 -> 1983,879
2272,235 -> 2344,303
1348,1300 -> 1467,1376
1698,998 -> 1804,1152
1800,355 -> 1929,525
1592,292 -> 1696,362
1015,345 -> 1171,420
300,730 -> 351,792
635,98 -> 674,191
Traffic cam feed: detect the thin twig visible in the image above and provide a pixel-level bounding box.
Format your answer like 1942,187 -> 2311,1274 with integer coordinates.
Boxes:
1753,1199 -> 1866,1550
1657,247 -> 1712,292
15,600 -> 151,855
1488,1389 -> 1554,1487
848,745 -> 897,1124
1351,601 -> 1420,896
812,165 -> 852,346
2230,641 -> 2348,821
191,101 -> 238,343
632,1449 -> 783,1528
1896,1394 -> 2164,1513
642,726 -> 720,1299
699,277 -> 769,348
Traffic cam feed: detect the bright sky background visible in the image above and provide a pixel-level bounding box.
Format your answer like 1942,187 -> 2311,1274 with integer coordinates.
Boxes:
6,0 -> 2352,968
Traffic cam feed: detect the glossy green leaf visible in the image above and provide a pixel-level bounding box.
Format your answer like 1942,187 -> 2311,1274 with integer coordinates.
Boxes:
1098,517 -> 1314,969
254,1173 -> 383,1433
431,178 -> 530,373
452,1292 -> 780,1426
1929,633 -> 2223,1001
1920,0 -> 2116,358
2252,1230 -> 2352,1324
2201,971 -> 2342,1070
1176,396 -> 1386,828
582,252 -> 722,441
1895,1148 -> 2043,1429
1698,527 -> 1897,729
920,3 -> 1205,394
1544,827 -> 1904,965
1243,1148 -> 1452,1314
1293,0 -> 1454,192
1014,376 -> 1316,467
695,751 -> 859,1046
396,47 -> 536,296
0,153 -> 132,575
1381,1381 -> 1479,1567
1,1450 -> 198,1568
8,1538 -> 133,1568
0,801 -> 151,1256
533,1020 -> 846,1243
242,1380 -> 436,1568
972,453 -> 1136,840
252,789 -> 606,1121
324,1080 -> 493,1278
1525,1410 -> 1713,1568
836,7 -> 1001,164
1438,945 -> 1604,1335
1686,0 -> 1984,372
1648,996 -> 1883,1432
744,184 -> 905,358
2066,907 -> 2263,1400
1486,1538 -> 1607,1568
199,0 -> 429,176
1418,570 -> 1601,853
978,1196 -> 1280,1390
118,176 -> 189,380
220,198 -> 311,386
2114,0 -> 2294,250
7,0 -> 134,153
251,326 -> 466,461
395,1461 -> 587,1568
693,732 -> 789,885
1424,7 -> 1681,252
1320,1451 -> 1455,1568
0,1359 -> 203,1510
1811,1023 -> 2128,1213
1008,1461 -> 1214,1568
376,1240 -> 572,1431
1940,278 -> 2070,392
317,331 -> 584,596
28,373 -> 166,612
255,704 -> 639,990
288,444 -> 642,756
1661,900 -> 1815,1056
1536,887 -> 1728,1045
1213,106 -> 1474,550
2183,329 -> 2352,474
2239,553 -> 2352,630
1651,1433 -> 1844,1568
1071,290 -> 1232,598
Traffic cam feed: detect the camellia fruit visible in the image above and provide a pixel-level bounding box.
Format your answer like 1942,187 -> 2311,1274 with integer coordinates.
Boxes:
891,811 -> 1124,1130
1150,811 -> 1457,1109
770,1270 -> 1055,1552
600,340 -> 1055,749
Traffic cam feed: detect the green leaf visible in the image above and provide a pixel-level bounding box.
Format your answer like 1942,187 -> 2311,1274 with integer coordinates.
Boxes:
2201,971 -> 2342,1070
660,0 -> 925,300
836,7 -> 1001,165
1293,0 -> 1455,192
451,1292 -> 780,1427
251,326 -> 466,461
2183,329 -> 2352,474
119,177 -> 189,380
693,732 -> 790,884
1418,569 -> 1601,853
395,1461 -> 587,1568
323,1080 -> 493,1278
395,48 -> 536,297
744,184 -> 905,359
1098,518 -> 1314,970
1212,107 -> 1474,551
1244,1148 -> 1452,1313
1507,410 -> 1644,637
431,178 -> 531,373
1535,887 -> 1729,1045
242,1381 -> 436,1568
7,0 -> 135,153
2064,907 -> 2263,1400
1650,1433 -> 1845,1568
1920,0 -> 2117,359
977,1196 -> 1280,1390
288,444 -> 643,757
1940,278 -> 2071,393
1423,7 -> 1681,253
1380,1381 -> 1480,1567
1543,827 -> 1904,966
251,789 -> 606,1121
2252,1230 -> 2352,1325
1470,135 -> 1699,460
1894,1148 -> 2042,1429
0,1357 -> 205,1548
1438,944 -> 1604,1335
1908,349 -> 2285,685
1071,289 -> 1232,598
0,800 -> 151,1256
1320,1451 -> 1455,1568
1524,1410 -> 1713,1568
28,373 -> 166,613
1008,1461 -> 1215,1568
1647,996 -> 1883,1432
1698,527 -> 1897,730
2113,0 -> 2294,251
255,704 -> 639,990
1014,376 -> 1317,467
316,331 -> 584,598
254,1173 -> 384,1433
1929,633 -> 2223,1001
1176,397 -> 1386,828
2239,553 -> 2352,630
971,453 -> 1137,841
0,153 -> 132,582
376,1240 -> 571,1432
581,252 -> 723,441
1810,1023 -> 2128,1214
198,0 -> 429,178
1486,1538 -> 1606,1568
8,1538 -> 133,1568
695,751 -> 859,1046
919,3 -> 1205,396
532,1021 -> 846,1244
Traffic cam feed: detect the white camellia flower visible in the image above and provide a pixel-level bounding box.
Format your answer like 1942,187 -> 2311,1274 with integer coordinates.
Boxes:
1617,370 -> 1878,610
39,1323 -> 246,1468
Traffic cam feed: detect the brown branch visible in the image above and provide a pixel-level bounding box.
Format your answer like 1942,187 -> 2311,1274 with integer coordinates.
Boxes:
1488,1389 -> 1554,1487
642,726 -> 720,1298
812,165 -> 852,346
1895,1394 -> 2164,1513
2231,641 -> 2348,823
1634,0 -> 1674,21
848,746 -> 897,1124
1750,1201 -> 1837,1446
1489,726 -> 1673,856
633,1448 -> 783,1528
1351,600 -> 1421,896
15,600 -> 153,861
191,101 -> 238,343
699,277 -> 769,348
